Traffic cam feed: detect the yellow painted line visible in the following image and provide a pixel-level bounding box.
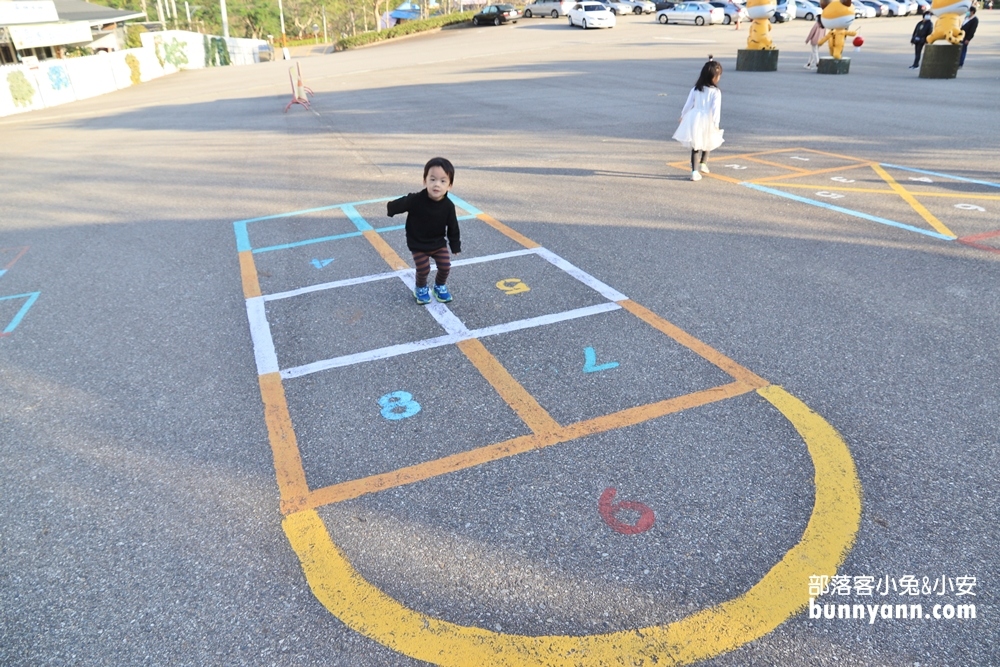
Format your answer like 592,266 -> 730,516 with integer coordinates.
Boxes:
760,183 -> 896,194
283,384 -> 861,666
477,213 -> 540,249
742,156 -> 812,173
239,250 -> 262,299
303,381 -> 753,510
890,191 -> 1000,201
871,163 -> 956,238
797,147 -> 875,164
667,161 -> 744,184
456,338 -> 561,436
619,299 -> 769,389
362,229 -> 410,271
749,163 -> 875,184
259,372 -> 310,514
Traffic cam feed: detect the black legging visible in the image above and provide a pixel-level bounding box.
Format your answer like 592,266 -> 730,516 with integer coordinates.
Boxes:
913,42 -> 924,67
691,149 -> 709,170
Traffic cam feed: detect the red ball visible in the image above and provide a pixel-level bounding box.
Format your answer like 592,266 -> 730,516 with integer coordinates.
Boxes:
853,36 -> 864,47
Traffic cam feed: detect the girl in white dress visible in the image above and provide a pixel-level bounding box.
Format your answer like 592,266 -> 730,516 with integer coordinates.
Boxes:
673,58 -> 724,181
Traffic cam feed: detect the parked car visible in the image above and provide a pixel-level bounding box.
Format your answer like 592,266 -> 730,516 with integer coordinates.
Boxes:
709,1 -> 744,24
257,43 -> 274,62
598,0 -> 637,14
568,2 -> 617,27
472,3 -> 520,24
523,0 -> 575,17
621,0 -> 657,13
771,2 -> 792,21
656,1 -> 725,23
794,0 -> 822,20
878,0 -> 910,15
853,1 -> 876,17
654,0 -> 677,9
856,0 -> 888,16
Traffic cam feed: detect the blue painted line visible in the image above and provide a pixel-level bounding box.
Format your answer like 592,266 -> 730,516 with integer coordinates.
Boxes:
583,346 -> 619,373
0,269 -> 6,279
1,291 -> 40,334
457,215 -> 477,221
232,203 -> 348,226
375,224 -> 406,233
342,204 -> 373,232
743,183 -> 957,240
252,230 -> 364,254
880,164 -> 1000,189
234,221 -> 252,253
446,194 -> 483,216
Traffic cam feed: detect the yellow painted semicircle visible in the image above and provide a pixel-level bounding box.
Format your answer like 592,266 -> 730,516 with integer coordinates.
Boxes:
282,384 -> 862,666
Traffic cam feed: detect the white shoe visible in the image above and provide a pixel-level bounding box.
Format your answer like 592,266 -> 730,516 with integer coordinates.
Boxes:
691,171 -> 702,181
699,163 -> 710,174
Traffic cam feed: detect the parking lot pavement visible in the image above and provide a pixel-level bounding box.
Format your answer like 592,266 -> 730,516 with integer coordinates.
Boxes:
1,12 -> 998,667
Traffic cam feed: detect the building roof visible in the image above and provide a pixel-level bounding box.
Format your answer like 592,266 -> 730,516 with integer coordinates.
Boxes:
52,0 -> 146,25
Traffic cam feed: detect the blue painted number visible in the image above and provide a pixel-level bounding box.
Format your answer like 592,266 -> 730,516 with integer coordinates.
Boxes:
378,391 -> 421,420
583,347 -> 618,373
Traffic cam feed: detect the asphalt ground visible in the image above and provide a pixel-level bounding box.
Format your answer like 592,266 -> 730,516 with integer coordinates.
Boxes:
1,11 -> 999,667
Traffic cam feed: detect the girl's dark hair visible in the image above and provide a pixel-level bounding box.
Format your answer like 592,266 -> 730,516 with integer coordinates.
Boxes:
694,57 -> 722,92
424,157 -> 455,185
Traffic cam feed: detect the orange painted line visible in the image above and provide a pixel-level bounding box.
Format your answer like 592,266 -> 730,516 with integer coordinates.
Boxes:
476,213 -> 540,249
362,229 -> 410,270
259,372 -> 310,514
749,163 -> 874,184
456,338 -> 561,436
301,380 -> 753,509
798,147 -> 874,164
619,299 -> 769,389
667,161 -> 743,184
239,250 -> 262,299
1,246 -> 30,271
742,156 -> 812,173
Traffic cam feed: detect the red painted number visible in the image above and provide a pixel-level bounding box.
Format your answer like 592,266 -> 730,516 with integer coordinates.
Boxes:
598,487 -> 655,535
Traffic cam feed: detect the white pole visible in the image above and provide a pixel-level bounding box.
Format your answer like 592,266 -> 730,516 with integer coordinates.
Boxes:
170,0 -> 179,27
322,4 -> 328,42
278,0 -> 289,58
185,0 -> 192,28
220,0 -> 230,38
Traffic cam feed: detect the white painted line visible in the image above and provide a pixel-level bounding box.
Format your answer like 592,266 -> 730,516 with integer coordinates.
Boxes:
280,333 -> 466,379
246,297 -> 279,376
263,270 -> 406,302
396,272 -> 472,337
534,248 -> 628,302
451,247 -> 538,267
470,302 -> 621,339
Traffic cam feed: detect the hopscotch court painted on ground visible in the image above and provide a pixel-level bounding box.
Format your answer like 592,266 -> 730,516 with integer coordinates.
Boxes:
234,193 -> 863,665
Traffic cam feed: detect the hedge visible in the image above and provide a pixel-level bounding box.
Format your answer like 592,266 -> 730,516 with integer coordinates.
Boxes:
336,11 -> 475,50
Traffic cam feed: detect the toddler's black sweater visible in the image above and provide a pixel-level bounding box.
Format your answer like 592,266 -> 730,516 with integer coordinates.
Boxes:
387,190 -> 461,254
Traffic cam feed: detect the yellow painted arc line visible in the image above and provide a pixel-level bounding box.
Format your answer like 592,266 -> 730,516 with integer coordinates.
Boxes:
239,250 -> 262,299
259,372 -> 311,513
870,163 -> 957,239
796,147 -> 877,164
302,381 -> 755,510
282,384 -> 861,666
362,229 -> 410,271
619,299 -> 768,389
456,338 -> 562,436
741,156 -> 813,173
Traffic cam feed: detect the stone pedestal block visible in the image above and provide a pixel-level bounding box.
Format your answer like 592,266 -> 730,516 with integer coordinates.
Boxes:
817,57 -> 851,74
736,49 -> 779,72
920,44 -> 960,79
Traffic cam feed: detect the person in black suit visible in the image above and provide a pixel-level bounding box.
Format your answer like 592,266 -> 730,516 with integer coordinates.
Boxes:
959,5 -> 978,67
909,12 -> 933,69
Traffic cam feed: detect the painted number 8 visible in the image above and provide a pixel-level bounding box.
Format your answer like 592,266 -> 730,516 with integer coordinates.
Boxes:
378,391 -> 421,420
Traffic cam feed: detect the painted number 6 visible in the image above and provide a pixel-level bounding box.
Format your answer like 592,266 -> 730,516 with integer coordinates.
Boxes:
496,278 -> 530,295
598,487 -> 655,535
378,391 -> 421,420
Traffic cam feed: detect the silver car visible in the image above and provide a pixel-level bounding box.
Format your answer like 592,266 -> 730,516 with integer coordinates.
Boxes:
622,0 -> 657,12
656,1 -> 725,24
523,0 -> 575,17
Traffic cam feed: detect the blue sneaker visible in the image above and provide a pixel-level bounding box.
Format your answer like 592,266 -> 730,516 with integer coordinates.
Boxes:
433,283 -> 453,303
414,286 -> 431,305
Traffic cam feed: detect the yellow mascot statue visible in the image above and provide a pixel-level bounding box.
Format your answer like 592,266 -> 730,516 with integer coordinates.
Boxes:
817,0 -> 857,59
745,0 -> 777,50
926,0 -> 970,44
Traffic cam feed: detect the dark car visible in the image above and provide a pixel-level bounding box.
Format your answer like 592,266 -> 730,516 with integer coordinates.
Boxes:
473,3 -> 521,24
654,0 -> 676,9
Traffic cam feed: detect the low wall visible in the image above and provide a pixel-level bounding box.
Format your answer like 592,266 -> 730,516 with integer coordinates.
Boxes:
0,31 -> 266,118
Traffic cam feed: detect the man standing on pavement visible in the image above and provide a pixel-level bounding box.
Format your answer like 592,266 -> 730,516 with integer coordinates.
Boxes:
959,5 -> 978,67
910,12 -> 933,69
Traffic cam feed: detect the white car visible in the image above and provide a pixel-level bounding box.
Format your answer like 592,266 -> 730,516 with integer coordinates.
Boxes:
568,2 -> 617,27
853,1 -> 876,16
878,0 -> 910,14
656,1 -> 725,24
794,0 -> 822,19
523,0 -> 575,17
621,0 -> 656,12
599,0 -> 636,14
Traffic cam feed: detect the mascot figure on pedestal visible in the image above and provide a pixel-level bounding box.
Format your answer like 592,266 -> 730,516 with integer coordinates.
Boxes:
817,0 -> 857,59
926,0 -> 970,44
745,0 -> 777,49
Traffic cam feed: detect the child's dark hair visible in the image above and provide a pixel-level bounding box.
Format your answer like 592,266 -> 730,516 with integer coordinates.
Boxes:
424,157 -> 455,185
694,56 -> 722,92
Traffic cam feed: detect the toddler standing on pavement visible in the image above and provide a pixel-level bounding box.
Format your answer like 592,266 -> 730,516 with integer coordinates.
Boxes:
387,157 -> 461,305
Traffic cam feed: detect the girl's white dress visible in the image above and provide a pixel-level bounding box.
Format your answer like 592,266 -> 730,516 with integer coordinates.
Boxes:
672,86 -> 724,152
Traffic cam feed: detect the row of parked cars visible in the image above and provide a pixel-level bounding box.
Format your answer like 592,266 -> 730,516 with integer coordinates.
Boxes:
502,0 -> 930,29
